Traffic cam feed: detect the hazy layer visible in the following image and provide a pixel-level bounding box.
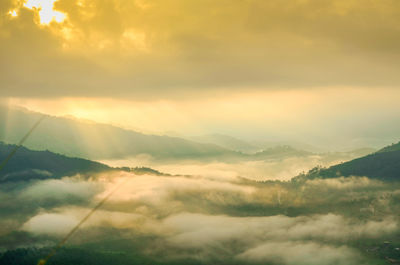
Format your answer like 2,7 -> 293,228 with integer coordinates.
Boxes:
1,170 -> 399,264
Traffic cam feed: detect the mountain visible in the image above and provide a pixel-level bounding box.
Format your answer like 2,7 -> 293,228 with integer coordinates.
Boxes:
295,141 -> 400,181
339,147 -> 377,157
250,140 -> 324,153
0,106 -> 375,164
0,142 -> 172,183
0,142 -> 112,182
188,134 -> 259,153
0,106 -> 238,160
253,145 -> 312,159
377,142 -> 400,153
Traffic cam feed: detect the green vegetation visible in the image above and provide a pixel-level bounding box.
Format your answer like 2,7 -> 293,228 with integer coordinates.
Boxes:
295,141 -> 400,181
1,133 -> 400,265
0,142 -> 112,182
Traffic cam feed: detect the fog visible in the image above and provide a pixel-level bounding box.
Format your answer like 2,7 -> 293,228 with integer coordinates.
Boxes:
1,169 -> 399,264
99,151 -> 366,181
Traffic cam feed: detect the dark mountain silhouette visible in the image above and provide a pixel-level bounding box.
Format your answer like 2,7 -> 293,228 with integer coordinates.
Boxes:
0,142 -> 112,182
0,142 -> 174,183
377,142 -> 400,153
295,141 -> 400,181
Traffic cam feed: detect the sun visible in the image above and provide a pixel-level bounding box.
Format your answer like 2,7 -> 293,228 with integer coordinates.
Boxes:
8,9 -> 18,17
24,0 -> 66,25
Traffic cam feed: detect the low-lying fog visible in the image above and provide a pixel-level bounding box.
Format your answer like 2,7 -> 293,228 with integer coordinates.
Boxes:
99,151 -> 369,181
1,169 -> 399,264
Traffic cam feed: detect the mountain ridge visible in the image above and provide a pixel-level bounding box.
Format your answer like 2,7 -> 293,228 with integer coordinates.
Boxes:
294,141 -> 400,181
0,141 -> 111,182
0,106 -> 239,160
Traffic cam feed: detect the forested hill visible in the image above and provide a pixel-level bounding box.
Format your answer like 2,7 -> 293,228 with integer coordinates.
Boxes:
377,141 -> 400,153
0,142 -> 111,182
295,141 -> 400,181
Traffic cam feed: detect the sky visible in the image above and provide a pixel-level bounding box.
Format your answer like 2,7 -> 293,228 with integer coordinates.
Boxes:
1,0 -> 400,148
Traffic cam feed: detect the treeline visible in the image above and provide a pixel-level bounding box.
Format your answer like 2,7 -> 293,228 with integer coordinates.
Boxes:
0,247 -> 215,265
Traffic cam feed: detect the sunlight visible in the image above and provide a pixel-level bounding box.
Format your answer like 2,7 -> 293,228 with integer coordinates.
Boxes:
8,9 -> 18,17
24,0 -> 66,25
9,88 -> 400,139
2,1 -> 400,265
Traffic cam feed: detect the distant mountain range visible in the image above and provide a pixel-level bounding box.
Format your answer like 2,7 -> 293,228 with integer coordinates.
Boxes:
0,106 -> 375,164
188,134 -> 260,153
296,141 -> 400,181
253,145 -> 312,159
188,134 -> 329,154
0,106 -> 237,160
0,138 -> 397,183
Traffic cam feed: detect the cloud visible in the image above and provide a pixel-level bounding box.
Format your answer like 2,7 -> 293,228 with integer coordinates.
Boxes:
1,0 -> 400,99
100,153 -> 370,181
162,213 -> 397,247
20,177 -> 101,202
305,176 -> 384,189
2,169 -> 400,264
98,173 -> 254,204
159,212 -> 395,263
237,241 -> 362,265
22,212 -> 78,235
1,169 -> 53,182
21,207 -> 147,236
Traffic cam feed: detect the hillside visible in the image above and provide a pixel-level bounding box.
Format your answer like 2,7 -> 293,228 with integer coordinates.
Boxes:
253,145 -> 312,159
296,141 -> 400,181
377,142 -> 400,153
189,134 -> 259,153
0,106 -> 238,160
0,142 -> 112,182
0,106 -> 375,165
